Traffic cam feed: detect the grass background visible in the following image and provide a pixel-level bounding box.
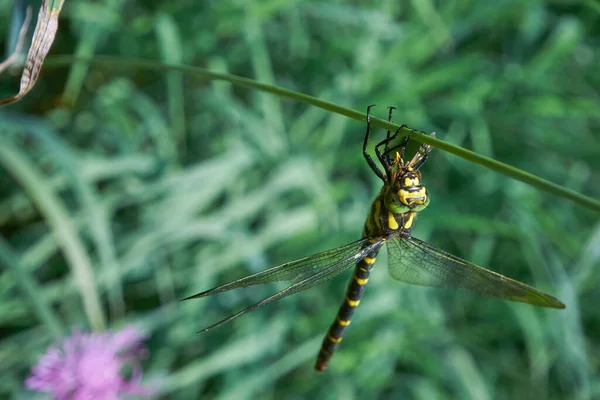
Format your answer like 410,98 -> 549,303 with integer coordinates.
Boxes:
1,0 -> 600,398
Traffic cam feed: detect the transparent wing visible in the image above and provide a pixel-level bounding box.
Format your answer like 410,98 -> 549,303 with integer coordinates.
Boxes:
183,238 -> 378,300
184,238 -> 385,331
387,236 -> 565,309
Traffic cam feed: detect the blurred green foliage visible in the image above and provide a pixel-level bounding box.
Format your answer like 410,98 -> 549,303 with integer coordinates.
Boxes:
1,0 -> 599,399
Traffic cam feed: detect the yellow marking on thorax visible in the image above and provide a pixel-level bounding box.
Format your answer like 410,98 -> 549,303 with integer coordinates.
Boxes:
388,211 -> 399,230
336,316 -> 351,326
404,212 -> 416,230
346,297 -> 361,307
354,275 -> 369,285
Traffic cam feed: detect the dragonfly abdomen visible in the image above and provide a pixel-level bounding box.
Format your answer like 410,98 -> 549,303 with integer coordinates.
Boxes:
315,241 -> 383,372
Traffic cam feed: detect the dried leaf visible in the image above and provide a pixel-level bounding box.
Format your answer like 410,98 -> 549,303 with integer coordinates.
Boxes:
0,0 -> 65,106
0,7 -> 32,73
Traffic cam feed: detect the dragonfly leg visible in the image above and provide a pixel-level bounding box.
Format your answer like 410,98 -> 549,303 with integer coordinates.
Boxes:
363,105 -> 386,182
375,125 -> 408,168
383,106 -> 396,165
381,128 -> 414,162
315,243 -> 383,372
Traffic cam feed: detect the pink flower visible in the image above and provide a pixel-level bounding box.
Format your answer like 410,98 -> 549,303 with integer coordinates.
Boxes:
26,326 -> 153,399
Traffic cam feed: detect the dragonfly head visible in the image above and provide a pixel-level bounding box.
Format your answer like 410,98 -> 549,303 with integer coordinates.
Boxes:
385,168 -> 430,214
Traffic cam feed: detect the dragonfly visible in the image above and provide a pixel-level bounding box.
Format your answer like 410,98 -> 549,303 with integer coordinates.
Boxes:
183,105 -> 565,372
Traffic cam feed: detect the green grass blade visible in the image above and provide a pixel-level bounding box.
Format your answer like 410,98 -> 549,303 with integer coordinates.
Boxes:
0,137 -> 106,331
155,12 -> 186,152
0,238 -> 64,339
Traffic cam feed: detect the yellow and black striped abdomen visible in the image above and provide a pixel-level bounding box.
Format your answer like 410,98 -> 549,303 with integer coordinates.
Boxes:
315,242 -> 382,371
315,194 -> 417,371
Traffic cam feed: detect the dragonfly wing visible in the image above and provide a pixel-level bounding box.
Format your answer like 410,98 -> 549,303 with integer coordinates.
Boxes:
194,238 -> 385,331
182,238 -> 378,299
386,236 -> 565,309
